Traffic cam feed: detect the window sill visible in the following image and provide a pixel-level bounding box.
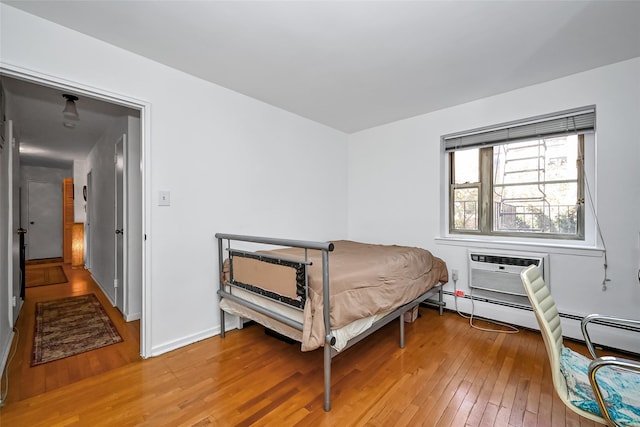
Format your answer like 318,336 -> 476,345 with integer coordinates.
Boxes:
434,235 -> 604,257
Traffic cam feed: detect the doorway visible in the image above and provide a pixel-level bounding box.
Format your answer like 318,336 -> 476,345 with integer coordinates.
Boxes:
0,65 -> 149,358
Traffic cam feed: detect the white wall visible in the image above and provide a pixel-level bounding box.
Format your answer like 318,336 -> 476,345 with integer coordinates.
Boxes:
84,114 -> 141,321
349,58 -> 640,352
7,2 -> 635,359
10,117 -> 20,325
0,111 -> 12,376
0,4 -> 348,356
85,116 -> 127,304
0,93 -> 21,374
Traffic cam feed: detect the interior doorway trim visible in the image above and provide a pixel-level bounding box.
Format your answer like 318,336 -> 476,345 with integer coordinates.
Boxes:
0,62 -> 152,358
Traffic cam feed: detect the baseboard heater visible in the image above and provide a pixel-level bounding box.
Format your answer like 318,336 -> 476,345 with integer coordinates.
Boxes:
468,249 -> 549,307
441,289 -> 640,335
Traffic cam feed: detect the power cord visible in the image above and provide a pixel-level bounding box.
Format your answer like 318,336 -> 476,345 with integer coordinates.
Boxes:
582,144 -> 610,291
0,327 -> 19,407
452,278 -> 519,334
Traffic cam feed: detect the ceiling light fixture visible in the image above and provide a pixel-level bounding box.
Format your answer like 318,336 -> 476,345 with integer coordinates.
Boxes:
62,94 -> 79,121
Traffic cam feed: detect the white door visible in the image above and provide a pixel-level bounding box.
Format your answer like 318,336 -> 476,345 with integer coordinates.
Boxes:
115,135 -> 126,314
85,171 -> 92,270
27,181 -> 63,260
9,128 -> 21,323
1,119 -> 21,326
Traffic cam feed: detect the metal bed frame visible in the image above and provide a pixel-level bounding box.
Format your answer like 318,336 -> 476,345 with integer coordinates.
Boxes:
216,233 -> 444,411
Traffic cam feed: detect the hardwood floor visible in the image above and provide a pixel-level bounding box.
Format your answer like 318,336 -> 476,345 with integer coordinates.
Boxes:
3,262 -> 140,404
1,293 -> 607,426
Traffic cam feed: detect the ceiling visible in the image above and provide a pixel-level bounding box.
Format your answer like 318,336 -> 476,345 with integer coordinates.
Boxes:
1,76 -> 138,168
2,1 -> 640,160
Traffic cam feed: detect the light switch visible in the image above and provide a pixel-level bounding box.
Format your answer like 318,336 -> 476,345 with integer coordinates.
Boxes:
158,190 -> 170,206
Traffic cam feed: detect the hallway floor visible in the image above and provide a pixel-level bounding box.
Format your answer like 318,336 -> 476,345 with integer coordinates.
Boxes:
4,262 -> 140,403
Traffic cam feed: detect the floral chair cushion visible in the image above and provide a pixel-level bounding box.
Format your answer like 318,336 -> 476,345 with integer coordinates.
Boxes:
560,346 -> 640,426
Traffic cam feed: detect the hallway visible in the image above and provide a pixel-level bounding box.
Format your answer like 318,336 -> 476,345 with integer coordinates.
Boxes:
4,262 -> 140,404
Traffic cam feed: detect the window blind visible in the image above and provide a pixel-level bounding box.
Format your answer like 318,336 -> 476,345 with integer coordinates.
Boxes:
444,106 -> 595,152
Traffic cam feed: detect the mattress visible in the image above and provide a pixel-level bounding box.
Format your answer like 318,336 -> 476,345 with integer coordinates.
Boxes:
219,286 -> 388,352
223,240 -> 448,351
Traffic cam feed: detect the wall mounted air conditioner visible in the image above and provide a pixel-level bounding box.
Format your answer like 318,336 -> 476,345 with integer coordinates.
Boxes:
468,250 -> 549,306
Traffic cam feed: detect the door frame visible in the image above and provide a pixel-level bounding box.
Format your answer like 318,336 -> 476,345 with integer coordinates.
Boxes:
0,64 -> 152,358
114,134 -> 127,315
85,170 -> 92,270
2,120 -> 14,327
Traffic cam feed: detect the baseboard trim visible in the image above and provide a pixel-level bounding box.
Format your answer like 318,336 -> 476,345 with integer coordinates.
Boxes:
90,273 -> 116,306
0,329 -> 15,380
125,312 -> 141,322
150,327 -> 219,357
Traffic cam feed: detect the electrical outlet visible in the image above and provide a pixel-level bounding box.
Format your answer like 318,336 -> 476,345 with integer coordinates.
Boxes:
452,269 -> 459,281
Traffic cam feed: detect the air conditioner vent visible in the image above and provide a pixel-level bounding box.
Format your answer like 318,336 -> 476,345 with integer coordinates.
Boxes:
470,253 -> 541,268
469,250 -> 549,306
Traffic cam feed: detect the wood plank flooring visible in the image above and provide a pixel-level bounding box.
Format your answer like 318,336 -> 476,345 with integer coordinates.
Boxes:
1,287 -> 609,426
3,262 -> 140,404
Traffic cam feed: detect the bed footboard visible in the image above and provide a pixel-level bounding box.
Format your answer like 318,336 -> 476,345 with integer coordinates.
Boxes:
216,233 -> 336,410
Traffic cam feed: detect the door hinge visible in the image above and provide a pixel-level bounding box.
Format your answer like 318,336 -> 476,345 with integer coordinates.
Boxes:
114,279 -> 119,288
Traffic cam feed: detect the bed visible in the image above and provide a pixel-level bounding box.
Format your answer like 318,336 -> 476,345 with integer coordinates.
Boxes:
216,233 -> 448,411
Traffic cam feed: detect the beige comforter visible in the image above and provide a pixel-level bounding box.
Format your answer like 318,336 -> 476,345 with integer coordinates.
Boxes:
248,240 -> 449,351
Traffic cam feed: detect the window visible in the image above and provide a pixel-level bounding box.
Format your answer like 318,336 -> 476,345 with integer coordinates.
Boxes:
445,107 -> 595,240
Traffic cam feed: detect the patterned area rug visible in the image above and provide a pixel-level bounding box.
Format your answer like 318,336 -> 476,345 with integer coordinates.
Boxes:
26,265 -> 68,288
32,294 -> 123,366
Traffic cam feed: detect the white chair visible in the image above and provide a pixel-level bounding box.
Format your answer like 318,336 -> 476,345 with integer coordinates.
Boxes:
520,265 -> 640,426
